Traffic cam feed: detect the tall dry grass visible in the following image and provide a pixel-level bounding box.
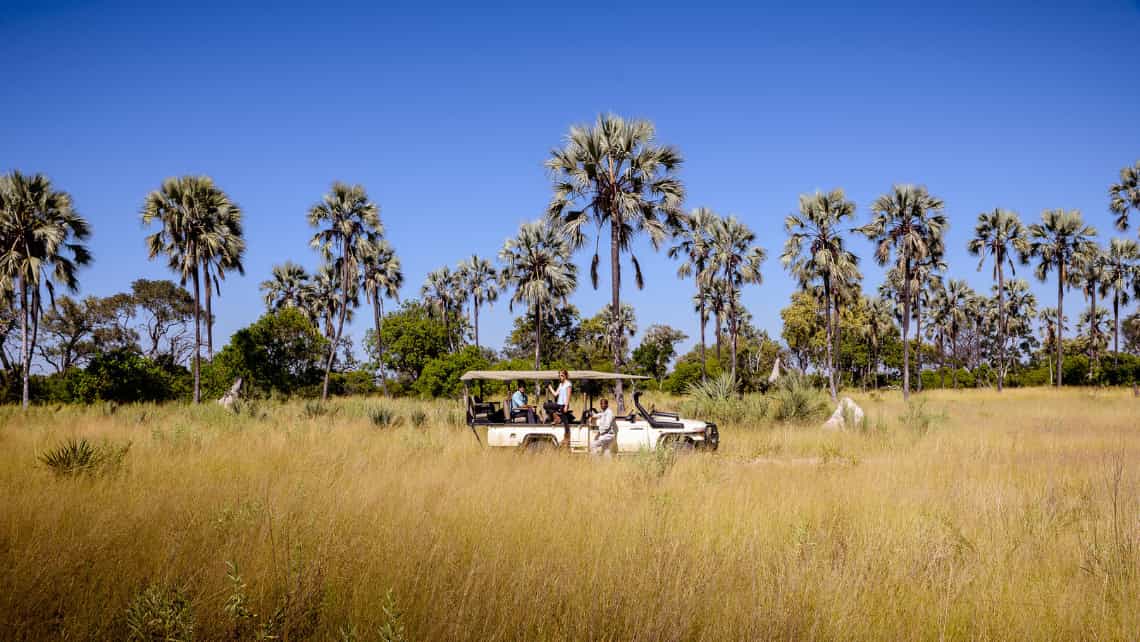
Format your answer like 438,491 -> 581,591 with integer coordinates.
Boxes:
0,389 -> 1137,640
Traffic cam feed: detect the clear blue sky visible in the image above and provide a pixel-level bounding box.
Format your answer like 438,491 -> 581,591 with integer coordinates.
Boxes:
3,0 -> 1139,362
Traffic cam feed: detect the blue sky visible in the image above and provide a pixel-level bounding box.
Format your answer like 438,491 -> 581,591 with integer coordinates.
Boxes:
3,0 -> 1139,363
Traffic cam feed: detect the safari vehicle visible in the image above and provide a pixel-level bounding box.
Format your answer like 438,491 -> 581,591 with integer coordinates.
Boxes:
461,370 -> 718,453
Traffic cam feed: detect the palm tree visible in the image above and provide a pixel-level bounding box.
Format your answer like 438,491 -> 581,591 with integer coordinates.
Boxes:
943,279 -> 977,389
498,221 -> 578,369
864,296 -> 895,390
1101,238 -> 1140,361
710,215 -> 766,384
308,182 -> 383,401
1027,209 -> 1098,387
967,208 -> 1029,391
1077,247 -> 1108,368
0,172 -> 92,408
261,261 -> 314,312
1038,307 -> 1067,385
361,240 -> 402,395
308,262 -> 358,339
859,185 -> 946,401
911,258 -> 945,392
669,207 -> 720,381
199,202 -> 244,357
546,114 -> 684,409
457,255 -> 498,351
141,175 -> 239,404
781,189 -> 859,401
1109,161 -> 1140,232
422,266 -> 464,351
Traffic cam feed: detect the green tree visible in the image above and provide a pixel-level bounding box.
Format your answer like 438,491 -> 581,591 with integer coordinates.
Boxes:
546,114 -> 684,409
498,221 -> 578,369
203,308 -> 328,398
361,241 -> 403,395
943,279 -> 978,388
967,208 -> 1028,391
1102,238 -> 1140,361
141,175 -> 241,403
414,345 -> 492,398
0,171 -> 92,408
780,290 -> 825,373
371,300 -> 451,382
457,255 -> 498,350
781,188 -> 859,401
1077,246 -> 1109,367
502,305 -> 581,365
710,216 -> 766,384
308,182 -> 383,400
632,324 -> 688,382
38,294 -> 137,372
859,184 -> 946,401
668,207 -> 720,381
1027,209 -> 1098,387
863,296 -> 897,389
422,266 -> 464,352
1109,160 -> 1140,232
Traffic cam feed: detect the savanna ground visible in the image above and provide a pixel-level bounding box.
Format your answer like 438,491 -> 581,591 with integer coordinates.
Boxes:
1,388 -> 1138,641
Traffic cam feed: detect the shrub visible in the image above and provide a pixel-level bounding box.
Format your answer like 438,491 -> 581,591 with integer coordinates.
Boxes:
681,373 -> 769,426
39,438 -> 130,477
368,406 -> 402,428
203,308 -> 329,399
125,584 -> 195,642
410,410 -> 427,428
899,399 -> 944,435
771,374 -> 827,422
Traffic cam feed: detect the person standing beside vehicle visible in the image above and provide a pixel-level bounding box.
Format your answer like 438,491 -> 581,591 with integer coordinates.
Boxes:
589,398 -> 616,456
545,369 -> 573,430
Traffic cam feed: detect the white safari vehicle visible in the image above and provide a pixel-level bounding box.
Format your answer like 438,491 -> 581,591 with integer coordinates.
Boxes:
461,370 -> 718,453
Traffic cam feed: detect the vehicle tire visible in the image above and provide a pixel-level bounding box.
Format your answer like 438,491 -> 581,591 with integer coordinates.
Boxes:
523,438 -> 556,454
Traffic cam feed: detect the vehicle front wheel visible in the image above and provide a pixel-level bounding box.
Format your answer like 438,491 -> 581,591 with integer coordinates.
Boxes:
522,438 -> 557,454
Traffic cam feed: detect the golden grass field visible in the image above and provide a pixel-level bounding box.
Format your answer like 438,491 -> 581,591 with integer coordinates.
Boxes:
1,388 -> 1138,640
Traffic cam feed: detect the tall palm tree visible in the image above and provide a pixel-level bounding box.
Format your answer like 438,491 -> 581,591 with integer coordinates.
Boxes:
498,221 -> 578,369
943,279 -> 977,389
261,261 -> 313,312
1109,161 -> 1140,232
781,189 -> 859,401
141,175 -> 239,404
1038,307 -> 1066,385
0,172 -> 92,408
967,208 -> 1028,391
361,240 -> 403,395
1027,209 -> 1098,387
457,255 -> 498,350
546,114 -> 684,409
857,183 -> 948,399
859,185 -> 946,401
199,202 -> 244,357
911,257 -> 944,392
422,266 -> 464,351
1101,238 -> 1140,361
669,207 -> 720,381
308,182 -> 383,401
710,215 -> 766,384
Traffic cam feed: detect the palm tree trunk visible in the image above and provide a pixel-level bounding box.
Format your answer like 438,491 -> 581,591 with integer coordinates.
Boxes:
699,298 -> 707,382
915,293 -> 924,393
997,262 -> 1006,392
824,278 -> 837,402
1113,290 -> 1120,364
610,222 -> 624,413
192,264 -> 202,404
473,297 -> 480,351
19,279 -> 30,410
953,331 -> 959,389
1056,266 -> 1064,387
902,257 -> 912,401
714,310 -> 722,362
323,287 -> 349,402
1090,279 -> 1098,369
374,292 -> 387,397
534,301 -> 542,370
204,270 -> 215,358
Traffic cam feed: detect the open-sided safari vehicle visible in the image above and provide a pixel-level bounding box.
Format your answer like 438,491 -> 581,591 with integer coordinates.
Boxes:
461,370 -> 719,453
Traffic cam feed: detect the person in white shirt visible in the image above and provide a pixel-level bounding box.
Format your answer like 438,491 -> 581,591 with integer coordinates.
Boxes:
590,398 -> 616,456
545,369 -> 573,427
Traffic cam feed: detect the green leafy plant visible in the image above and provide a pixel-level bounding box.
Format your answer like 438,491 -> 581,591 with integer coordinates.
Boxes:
771,373 -> 828,422
39,438 -> 130,477
368,406 -> 402,428
125,584 -> 195,642
410,410 -> 427,428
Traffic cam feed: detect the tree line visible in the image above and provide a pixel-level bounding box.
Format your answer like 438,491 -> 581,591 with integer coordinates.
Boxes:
2,116 -> 1138,406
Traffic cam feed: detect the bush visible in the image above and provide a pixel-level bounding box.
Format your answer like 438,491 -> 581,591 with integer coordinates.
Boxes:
125,584 -> 195,642
771,374 -> 828,422
39,438 -> 130,477
413,346 -> 491,398
680,372 -> 769,426
203,308 -> 328,399
63,350 -> 190,404
368,405 -> 401,428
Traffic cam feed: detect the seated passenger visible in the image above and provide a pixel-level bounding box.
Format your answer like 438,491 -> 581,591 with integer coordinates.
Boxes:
510,382 -> 537,424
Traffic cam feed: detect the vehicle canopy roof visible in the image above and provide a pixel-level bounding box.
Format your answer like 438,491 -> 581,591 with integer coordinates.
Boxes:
459,369 -> 649,382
